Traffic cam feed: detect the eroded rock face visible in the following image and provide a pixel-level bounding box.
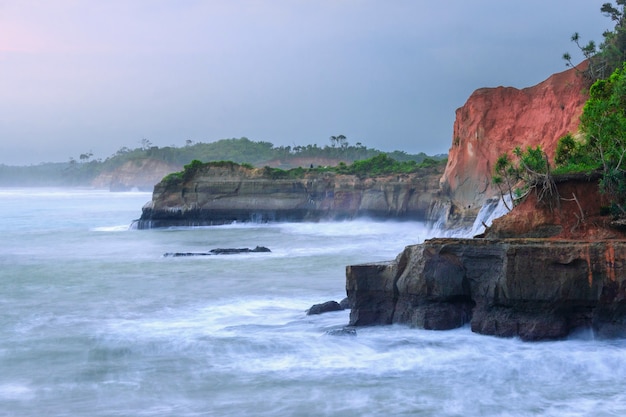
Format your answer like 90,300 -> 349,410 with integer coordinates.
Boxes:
347,238 -> 626,340
486,174 -> 626,240
92,159 -> 182,191
135,163 -> 445,228
440,64 -> 589,226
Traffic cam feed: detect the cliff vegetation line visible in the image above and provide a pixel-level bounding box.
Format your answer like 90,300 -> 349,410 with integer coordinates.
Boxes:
0,136 -> 445,187
162,154 -> 446,186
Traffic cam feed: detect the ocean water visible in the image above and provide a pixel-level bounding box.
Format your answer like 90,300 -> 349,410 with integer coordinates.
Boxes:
1,188 -> 625,417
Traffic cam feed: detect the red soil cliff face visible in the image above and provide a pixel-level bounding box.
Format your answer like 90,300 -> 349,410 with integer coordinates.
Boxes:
485,175 -> 626,240
440,63 -> 589,222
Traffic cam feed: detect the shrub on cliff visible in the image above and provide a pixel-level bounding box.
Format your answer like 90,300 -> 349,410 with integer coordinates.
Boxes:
261,166 -> 307,179
579,63 -> 626,213
336,153 -> 424,177
548,63 -> 626,216
161,160 -> 255,185
493,145 -> 558,211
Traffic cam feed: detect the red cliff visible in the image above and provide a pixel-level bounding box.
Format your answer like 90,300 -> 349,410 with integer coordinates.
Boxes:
440,63 -> 589,224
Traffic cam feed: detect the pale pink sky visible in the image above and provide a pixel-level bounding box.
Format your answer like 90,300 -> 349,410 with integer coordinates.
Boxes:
0,0 -> 611,165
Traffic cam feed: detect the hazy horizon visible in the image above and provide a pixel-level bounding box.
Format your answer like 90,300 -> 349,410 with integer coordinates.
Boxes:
1,1 -> 610,166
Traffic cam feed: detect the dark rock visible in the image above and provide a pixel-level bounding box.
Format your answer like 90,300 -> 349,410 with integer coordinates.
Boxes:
339,297 -> 352,310
307,301 -> 343,315
347,238 -> 626,341
164,246 -> 270,257
209,246 -> 271,254
163,252 -> 211,257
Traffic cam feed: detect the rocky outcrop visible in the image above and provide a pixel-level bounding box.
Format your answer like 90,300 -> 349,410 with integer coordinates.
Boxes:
347,171 -> 626,341
92,159 -> 181,191
135,162 -> 445,228
440,63 -> 589,226
307,301 -> 343,315
347,237 -> 626,340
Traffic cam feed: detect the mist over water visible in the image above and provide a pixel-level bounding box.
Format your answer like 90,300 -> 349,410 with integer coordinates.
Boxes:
1,188 -> 625,417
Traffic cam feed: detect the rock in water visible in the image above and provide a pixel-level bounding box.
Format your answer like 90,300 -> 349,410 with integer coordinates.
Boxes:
164,246 -> 271,257
209,246 -> 271,254
307,300 -> 343,315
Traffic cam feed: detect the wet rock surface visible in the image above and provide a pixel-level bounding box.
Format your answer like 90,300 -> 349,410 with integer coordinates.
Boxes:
347,238 -> 626,341
307,300 -> 343,315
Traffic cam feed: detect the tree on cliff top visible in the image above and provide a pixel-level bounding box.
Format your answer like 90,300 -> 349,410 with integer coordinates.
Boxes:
579,63 -> 626,214
563,1 -> 626,81
553,62 -> 626,216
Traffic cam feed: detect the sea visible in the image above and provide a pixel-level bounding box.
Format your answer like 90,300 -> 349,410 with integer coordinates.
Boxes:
1,187 -> 625,417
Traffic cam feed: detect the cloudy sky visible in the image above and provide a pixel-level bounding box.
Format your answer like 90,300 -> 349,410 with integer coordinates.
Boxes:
0,1 -> 612,165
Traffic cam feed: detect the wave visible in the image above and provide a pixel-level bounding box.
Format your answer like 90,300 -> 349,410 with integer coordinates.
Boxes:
91,225 -> 132,232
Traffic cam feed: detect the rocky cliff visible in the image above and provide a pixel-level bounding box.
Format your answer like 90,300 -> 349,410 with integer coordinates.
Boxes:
135,162 -> 445,228
347,237 -> 626,341
92,159 -> 182,191
347,170 -> 626,340
440,63 -> 589,226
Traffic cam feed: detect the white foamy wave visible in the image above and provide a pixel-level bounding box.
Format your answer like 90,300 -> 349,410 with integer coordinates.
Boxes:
0,383 -> 34,400
105,297 -> 325,339
469,195 -> 512,236
91,225 -> 131,232
278,220 -> 429,238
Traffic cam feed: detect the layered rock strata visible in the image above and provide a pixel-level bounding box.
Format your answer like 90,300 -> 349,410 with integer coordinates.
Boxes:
135,163 -> 445,229
347,238 -> 626,340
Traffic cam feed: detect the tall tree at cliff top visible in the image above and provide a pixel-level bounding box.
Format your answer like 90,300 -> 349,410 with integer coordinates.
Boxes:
563,1 -> 626,81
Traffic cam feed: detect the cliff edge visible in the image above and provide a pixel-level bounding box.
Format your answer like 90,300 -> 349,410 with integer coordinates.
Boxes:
135,162 -> 445,228
347,173 -> 626,340
440,63 -> 589,226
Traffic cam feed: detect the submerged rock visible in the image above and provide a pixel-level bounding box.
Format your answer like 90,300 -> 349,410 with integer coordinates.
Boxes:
325,327 -> 357,337
164,246 -> 271,257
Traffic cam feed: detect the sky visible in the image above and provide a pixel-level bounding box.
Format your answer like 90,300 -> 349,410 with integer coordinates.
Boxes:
0,1 -> 613,165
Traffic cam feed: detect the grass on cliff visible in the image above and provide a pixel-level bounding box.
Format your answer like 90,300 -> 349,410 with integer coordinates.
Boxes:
162,155 -> 446,184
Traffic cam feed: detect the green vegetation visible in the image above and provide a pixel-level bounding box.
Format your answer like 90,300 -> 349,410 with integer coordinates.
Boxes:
563,1 -> 626,82
335,153 -> 442,177
573,63 -> 626,213
0,136 -> 446,187
164,154 -> 447,185
492,1 -> 626,217
492,146 -> 557,211
493,63 -> 626,216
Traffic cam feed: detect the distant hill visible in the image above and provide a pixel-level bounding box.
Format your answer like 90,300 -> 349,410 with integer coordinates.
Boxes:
0,137 -> 446,188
